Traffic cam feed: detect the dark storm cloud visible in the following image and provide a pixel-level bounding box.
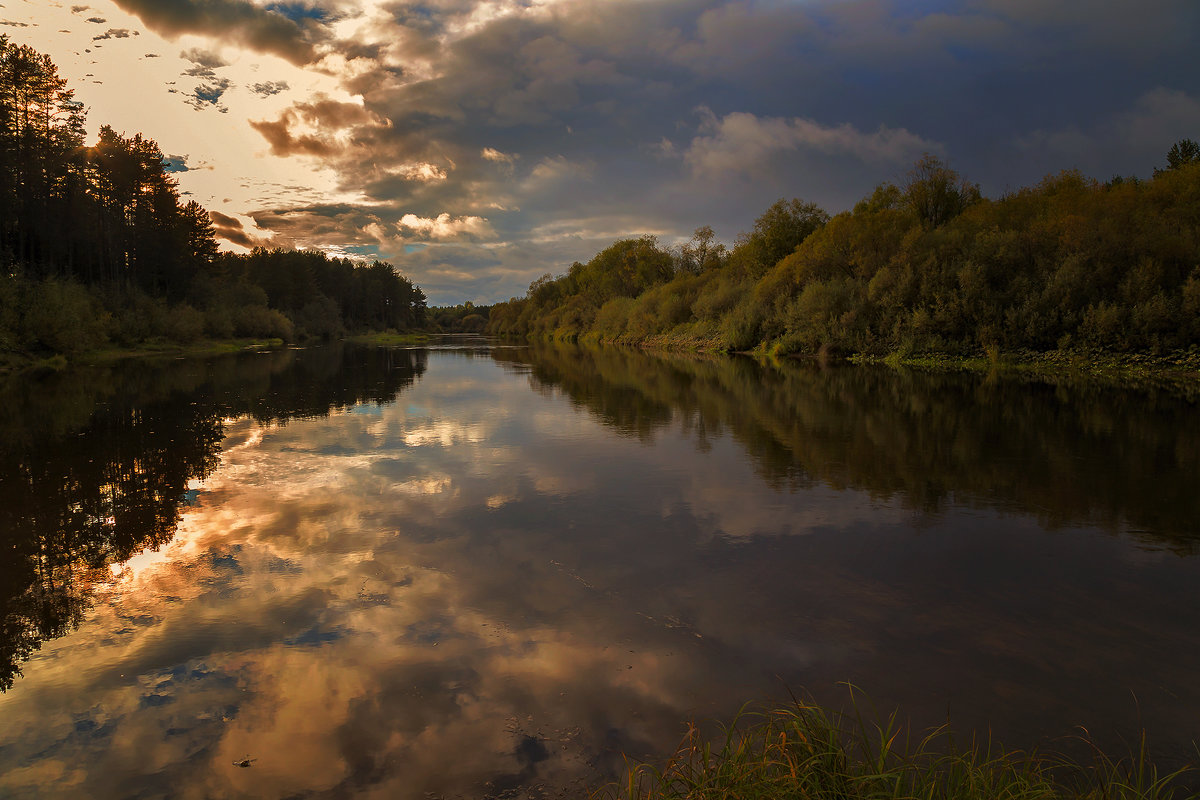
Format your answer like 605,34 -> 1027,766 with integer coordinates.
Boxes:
180,47 -> 227,68
110,0 -> 334,65
248,203 -> 380,244
197,0 -> 1200,301
250,96 -> 389,158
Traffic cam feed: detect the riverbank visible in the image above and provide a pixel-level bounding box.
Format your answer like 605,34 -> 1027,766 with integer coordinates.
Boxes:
0,331 -> 438,375
0,337 -> 288,374
345,331 -> 433,346
602,696 -> 1195,800
845,348 -> 1200,398
523,330 -> 1200,396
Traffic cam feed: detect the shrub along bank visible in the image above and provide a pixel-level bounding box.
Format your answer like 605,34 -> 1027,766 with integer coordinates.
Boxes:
489,149 -> 1200,367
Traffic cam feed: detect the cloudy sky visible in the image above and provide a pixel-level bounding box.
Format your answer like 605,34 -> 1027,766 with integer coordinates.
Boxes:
5,0 -> 1199,304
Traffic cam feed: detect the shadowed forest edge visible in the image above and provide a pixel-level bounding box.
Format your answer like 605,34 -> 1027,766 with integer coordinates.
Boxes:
0,36 -> 426,369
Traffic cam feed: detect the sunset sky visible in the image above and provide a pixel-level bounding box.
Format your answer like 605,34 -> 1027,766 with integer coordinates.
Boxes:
5,0 -> 1198,304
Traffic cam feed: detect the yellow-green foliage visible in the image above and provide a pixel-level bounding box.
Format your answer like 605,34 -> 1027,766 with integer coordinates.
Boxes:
489,156 -> 1200,358
0,275 -> 110,357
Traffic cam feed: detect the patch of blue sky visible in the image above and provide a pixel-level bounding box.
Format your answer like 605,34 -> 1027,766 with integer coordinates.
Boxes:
394,3 -> 444,32
284,625 -> 348,647
161,155 -> 190,173
193,81 -> 230,105
208,552 -> 244,575
264,2 -> 329,23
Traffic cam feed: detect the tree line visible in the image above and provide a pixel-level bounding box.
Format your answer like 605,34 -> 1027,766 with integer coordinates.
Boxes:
428,300 -> 492,333
488,148 -> 1200,360
0,35 -> 426,363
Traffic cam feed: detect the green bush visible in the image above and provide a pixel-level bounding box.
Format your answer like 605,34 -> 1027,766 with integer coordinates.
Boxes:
21,278 -> 110,355
594,297 -> 636,340
720,297 -> 765,351
204,307 -> 235,339
293,295 -> 345,341
0,276 -> 19,353
165,303 -> 206,343
232,305 -> 295,340
110,291 -> 170,345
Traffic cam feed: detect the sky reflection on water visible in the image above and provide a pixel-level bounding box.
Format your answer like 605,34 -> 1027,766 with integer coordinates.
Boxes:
2,345 -> 1200,798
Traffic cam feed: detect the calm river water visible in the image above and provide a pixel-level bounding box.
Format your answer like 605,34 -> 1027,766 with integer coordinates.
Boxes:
1,339 -> 1199,798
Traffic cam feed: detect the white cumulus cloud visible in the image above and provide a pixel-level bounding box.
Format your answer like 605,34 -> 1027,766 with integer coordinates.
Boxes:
683,108 -> 941,177
399,212 -> 494,240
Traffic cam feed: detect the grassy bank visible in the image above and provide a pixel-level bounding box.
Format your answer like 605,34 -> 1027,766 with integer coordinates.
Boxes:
514,328 -> 1200,395
86,337 -> 288,361
844,348 -> 1200,398
0,337 -> 290,373
345,331 -> 433,346
602,695 -> 1195,800
0,330 -> 440,374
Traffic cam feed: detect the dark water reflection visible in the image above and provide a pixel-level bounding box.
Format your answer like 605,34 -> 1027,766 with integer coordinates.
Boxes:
0,346 -> 426,691
510,343 -> 1200,549
1,340 -> 1199,798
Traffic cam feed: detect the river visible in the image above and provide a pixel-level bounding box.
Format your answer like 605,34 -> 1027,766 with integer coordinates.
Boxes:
1,338 -> 1198,798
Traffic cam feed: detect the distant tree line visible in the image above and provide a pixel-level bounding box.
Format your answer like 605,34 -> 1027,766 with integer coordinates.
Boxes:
0,35 -> 426,362
428,300 -> 492,333
489,147 -> 1200,359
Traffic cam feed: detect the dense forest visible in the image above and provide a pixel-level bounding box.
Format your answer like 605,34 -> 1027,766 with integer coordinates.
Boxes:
0,36 -> 426,364
488,147 -> 1200,360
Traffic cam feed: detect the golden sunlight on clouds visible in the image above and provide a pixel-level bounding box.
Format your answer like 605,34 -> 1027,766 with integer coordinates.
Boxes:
398,212 -> 495,240
10,0 -> 1198,303
391,162 -> 450,182
9,1 -> 360,235
401,419 -> 489,446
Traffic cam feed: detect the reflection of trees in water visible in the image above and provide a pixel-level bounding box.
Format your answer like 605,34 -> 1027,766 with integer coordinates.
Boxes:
499,342 -> 1200,552
0,345 -> 426,691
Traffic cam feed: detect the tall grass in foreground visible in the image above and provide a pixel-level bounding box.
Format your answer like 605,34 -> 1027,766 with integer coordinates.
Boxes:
604,692 -> 1194,800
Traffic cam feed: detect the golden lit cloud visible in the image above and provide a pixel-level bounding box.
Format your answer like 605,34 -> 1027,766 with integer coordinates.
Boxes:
398,212 -> 494,240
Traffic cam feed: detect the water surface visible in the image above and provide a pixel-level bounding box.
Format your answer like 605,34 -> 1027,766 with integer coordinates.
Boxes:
2,340 -> 1199,798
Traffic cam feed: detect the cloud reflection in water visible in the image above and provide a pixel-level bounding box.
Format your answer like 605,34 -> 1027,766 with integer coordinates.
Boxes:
3,348 -> 1200,798
0,353 -> 848,798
